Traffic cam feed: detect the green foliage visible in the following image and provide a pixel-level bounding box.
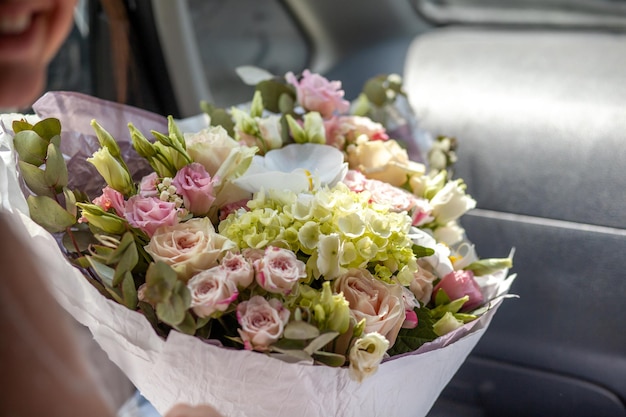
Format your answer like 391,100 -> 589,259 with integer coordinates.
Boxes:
387,308 -> 438,356
26,195 -> 76,233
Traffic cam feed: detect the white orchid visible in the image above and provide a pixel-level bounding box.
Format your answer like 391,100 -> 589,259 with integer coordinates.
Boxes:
233,143 -> 348,194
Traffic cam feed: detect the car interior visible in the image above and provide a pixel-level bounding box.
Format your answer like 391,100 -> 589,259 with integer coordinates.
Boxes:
45,0 -> 626,416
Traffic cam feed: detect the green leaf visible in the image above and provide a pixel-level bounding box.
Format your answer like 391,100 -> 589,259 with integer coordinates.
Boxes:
235,65 -> 274,85
121,271 -> 138,309
12,119 -> 33,133
387,308 -> 438,356
87,257 -> 116,288
62,187 -> 77,217
27,195 -> 76,233
312,351 -> 346,367
283,320 -> 320,340
270,346 -> 313,363
18,161 -> 54,197
144,261 -> 178,303
112,235 -> 138,286
91,119 -> 122,158
304,331 -> 339,355
13,130 -> 48,166
44,142 -> 68,190
33,118 -> 61,141
256,79 -> 296,113
200,102 -> 235,137
363,78 -> 387,107
412,245 -> 435,258
62,229 -> 97,254
174,311 -> 197,335
278,92 -> 295,114
466,258 -> 513,276
138,301 -> 166,337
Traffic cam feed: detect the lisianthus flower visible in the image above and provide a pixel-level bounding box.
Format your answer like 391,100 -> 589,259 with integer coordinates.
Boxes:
233,143 -> 348,193
348,332 -> 389,382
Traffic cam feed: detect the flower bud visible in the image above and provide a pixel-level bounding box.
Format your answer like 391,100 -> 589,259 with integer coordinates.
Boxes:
87,147 -> 134,195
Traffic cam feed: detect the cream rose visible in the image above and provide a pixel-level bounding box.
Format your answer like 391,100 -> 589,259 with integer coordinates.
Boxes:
333,268 -> 405,346
145,217 -> 237,282
348,332 -> 389,382
346,139 -> 425,187
184,126 -> 239,176
410,260 -> 438,305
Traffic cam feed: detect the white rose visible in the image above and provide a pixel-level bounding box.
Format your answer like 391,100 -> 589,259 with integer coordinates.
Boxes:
237,296 -> 290,351
349,332 -> 389,382
429,179 -> 476,225
145,217 -> 237,282
185,126 -> 239,176
333,268 -> 405,346
346,139 -> 425,187
188,267 -> 239,318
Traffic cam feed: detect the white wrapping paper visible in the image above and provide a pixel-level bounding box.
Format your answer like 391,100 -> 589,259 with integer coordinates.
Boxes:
0,97 -> 511,417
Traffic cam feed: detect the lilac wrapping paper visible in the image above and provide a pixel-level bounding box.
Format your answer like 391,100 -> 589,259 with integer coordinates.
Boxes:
0,93 -> 513,417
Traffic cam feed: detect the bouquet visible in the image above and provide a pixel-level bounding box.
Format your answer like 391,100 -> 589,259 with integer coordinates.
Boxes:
0,68 -> 515,417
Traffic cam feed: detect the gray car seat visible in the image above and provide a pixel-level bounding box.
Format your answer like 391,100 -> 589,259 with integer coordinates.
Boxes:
403,27 -> 626,416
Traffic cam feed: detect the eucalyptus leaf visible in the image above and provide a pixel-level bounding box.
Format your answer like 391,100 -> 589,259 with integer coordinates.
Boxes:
256,79 -> 296,114
236,65 -> 275,85
18,161 -> 54,197
270,346 -> 314,363
33,118 -> 61,141
87,257 -> 116,288
121,272 -> 138,309
304,331 -> 339,355
13,130 -> 48,166
363,78 -> 387,107
174,311 -> 197,335
312,351 -> 346,367
62,230 -> 97,253
283,320 -> 320,340
200,102 -> 235,136
27,195 -> 76,233
105,286 -> 125,305
44,142 -> 68,190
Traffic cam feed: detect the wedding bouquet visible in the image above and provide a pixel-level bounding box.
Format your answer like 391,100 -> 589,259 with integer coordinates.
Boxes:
0,68 -> 515,417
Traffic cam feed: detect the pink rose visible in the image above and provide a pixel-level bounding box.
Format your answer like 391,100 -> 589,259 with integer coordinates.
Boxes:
410,260 -> 438,305
172,163 -> 217,216
219,198 -> 250,221
333,269 -> 405,346
433,269 -> 484,312
342,170 -> 368,193
237,296 -> 290,351
254,246 -> 307,294
93,186 -> 126,216
220,252 -> 254,289
187,267 -> 239,318
139,172 -> 159,198
124,195 -> 178,237
285,70 -> 350,118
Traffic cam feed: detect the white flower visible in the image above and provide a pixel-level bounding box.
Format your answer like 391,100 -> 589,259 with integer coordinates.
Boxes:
233,143 -> 348,193
349,332 -> 389,382
433,221 -> 466,247
429,179 -> 476,225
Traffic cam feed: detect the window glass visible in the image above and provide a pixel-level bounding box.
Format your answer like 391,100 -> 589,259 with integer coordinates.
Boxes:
187,0 -> 309,107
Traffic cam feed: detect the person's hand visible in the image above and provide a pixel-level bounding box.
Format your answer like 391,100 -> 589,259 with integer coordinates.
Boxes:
164,404 -> 224,417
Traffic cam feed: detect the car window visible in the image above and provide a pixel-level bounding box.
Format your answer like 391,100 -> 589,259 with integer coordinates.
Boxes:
187,0 -> 309,107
